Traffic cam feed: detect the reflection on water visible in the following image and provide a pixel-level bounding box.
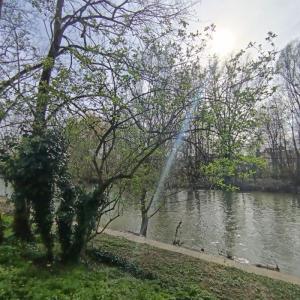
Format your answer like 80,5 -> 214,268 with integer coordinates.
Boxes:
108,190 -> 300,277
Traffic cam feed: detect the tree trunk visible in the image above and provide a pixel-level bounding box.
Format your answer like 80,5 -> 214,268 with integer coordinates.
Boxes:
139,189 -> 149,237
57,177 -> 75,262
295,154 -> 300,186
13,196 -> 32,241
140,214 -> 149,237
0,0 -> 3,19
27,0 -> 65,261
34,0 -> 64,133
0,214 -> 4,244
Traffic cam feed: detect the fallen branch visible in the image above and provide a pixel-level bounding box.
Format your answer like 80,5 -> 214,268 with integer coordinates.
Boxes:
255,263 -> 280,272
172,220 -> 183,246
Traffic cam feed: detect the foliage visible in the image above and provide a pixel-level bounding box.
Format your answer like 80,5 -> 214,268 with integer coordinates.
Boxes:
64,116 -> 100,183
127,148 -> 166,199
178,36 -> 277,188
0,214 -> 3,245
202,156 -> 266,191
1,130 -> 68,259
56,172 -> 77,261
206,46 -> 276,158
68,187 -> 105,261
0,123 -> 109,262
124,147 -> 169,236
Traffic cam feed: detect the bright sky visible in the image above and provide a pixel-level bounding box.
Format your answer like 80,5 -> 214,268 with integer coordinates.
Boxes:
191,0 -> 300,55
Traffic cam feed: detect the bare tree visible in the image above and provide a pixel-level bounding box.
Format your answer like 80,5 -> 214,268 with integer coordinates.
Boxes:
262,95 -> 292,178
180,37 -> 277,188
277,40 -> 300,183
0,0 -> 3,18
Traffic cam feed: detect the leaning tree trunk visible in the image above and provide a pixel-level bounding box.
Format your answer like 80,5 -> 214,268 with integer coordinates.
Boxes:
139,189 -> 149,237
295,154 -> 300,186
140,212 -> 149,237
33,0 -> 64,134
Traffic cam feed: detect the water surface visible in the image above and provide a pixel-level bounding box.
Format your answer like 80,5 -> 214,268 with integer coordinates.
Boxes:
108,190 -> 300,277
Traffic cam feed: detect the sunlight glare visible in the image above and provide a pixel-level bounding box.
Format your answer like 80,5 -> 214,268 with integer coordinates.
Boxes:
211,28 -> 236,56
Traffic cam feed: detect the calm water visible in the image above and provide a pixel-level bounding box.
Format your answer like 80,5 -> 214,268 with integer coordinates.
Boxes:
108,190 -> 300,277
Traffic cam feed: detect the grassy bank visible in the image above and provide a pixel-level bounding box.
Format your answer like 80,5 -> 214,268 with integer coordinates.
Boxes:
0,242 -> 182,299
92,234 -> 300,300
0,215 -> 209,300
0,212 -> 300,299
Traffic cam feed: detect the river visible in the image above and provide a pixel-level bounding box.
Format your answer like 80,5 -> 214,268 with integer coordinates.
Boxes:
107,190 -> 300,277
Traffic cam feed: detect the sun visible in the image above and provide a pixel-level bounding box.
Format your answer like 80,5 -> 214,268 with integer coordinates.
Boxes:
211,28 -> 236,56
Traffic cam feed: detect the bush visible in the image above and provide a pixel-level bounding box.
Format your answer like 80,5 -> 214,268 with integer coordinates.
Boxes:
1,130 -> 68,259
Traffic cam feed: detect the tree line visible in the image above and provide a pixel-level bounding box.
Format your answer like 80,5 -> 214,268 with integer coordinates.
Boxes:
179,39 -> 300,191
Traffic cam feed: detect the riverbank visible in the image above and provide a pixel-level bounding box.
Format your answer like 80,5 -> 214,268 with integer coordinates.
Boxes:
188,178 -> 300,193
92,231 -> 300,299
98,228 -> 300,286
0,214 -> 300,299
235,178 -> 300,193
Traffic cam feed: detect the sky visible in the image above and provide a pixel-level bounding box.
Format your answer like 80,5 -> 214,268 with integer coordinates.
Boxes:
191,0 -> 300,54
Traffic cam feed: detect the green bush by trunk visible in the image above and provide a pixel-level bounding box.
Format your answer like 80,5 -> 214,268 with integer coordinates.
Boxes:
0,214 -> 3,244
56,175 -> 76,262
67,187 -> 104,262
1,129 -> 108,263
1,131 -> 67,259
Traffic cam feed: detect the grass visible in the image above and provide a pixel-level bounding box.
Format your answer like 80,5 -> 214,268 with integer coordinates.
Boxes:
0,212 -> 300,299
0,244 -> 180,300
92,234 -> 300,300
0,243 -> 214,300
0,215 -> 213,299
